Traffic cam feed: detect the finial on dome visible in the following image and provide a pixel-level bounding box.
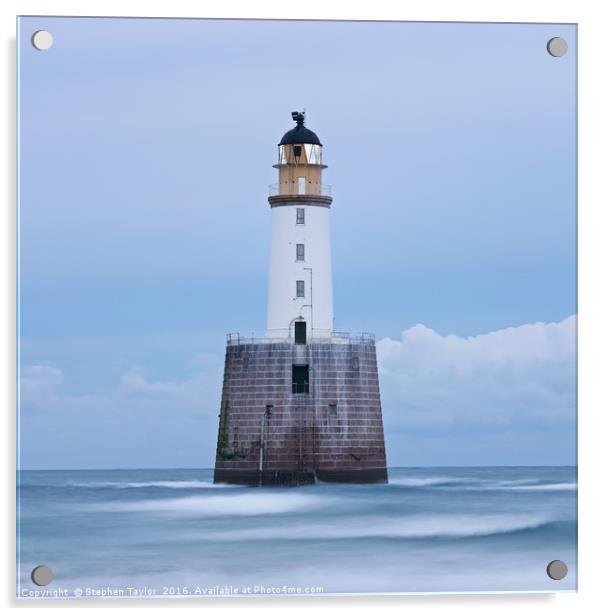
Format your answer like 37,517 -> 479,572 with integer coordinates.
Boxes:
291,111 -> 305,125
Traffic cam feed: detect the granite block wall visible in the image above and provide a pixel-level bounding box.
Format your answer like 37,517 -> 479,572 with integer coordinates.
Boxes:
213,340 -> 388,486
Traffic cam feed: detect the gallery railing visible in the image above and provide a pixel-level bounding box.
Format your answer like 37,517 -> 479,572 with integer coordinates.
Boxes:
268,183 -> 332,197
226,331 -> 375,346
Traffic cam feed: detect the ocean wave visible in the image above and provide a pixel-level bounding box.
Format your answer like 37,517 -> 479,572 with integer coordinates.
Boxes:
387,476 -> 575,491
87,492 -> 331,517
501,482 -> 577,491
202,513 -> 552,542
492,479 -> 539,486
69,480 -> 235,489
388,477 -> 467,487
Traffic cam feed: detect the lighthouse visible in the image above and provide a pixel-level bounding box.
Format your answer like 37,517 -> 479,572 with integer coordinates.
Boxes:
213,112 -> 388,486
267,111 -> 333,341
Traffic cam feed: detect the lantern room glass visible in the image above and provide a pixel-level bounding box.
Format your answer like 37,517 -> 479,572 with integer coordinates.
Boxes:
278,144 -> 322,165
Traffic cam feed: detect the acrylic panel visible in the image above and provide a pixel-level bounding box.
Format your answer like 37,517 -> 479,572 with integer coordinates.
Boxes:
17,16 -> 577,599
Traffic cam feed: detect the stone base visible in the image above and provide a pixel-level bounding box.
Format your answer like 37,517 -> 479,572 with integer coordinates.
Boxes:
214,467 -> 388,487
213,339 -> 388,486
214,469 -> 316,487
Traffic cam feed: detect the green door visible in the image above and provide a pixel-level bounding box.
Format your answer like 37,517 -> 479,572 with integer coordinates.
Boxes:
292,365 -> 309,394
294,321 -> 307,345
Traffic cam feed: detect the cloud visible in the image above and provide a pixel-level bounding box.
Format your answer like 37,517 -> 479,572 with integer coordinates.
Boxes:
377,315 -> 576,433
118,352 -> 224,402
119,368 -> 201,402
18,356 -> 223,469
19,365 -> 64,409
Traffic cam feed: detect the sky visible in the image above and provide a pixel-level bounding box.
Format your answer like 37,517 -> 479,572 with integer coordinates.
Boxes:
17,17 -> 576,469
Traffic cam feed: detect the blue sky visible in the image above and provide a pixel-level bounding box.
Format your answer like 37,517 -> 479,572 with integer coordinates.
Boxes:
18,17 -> 576,469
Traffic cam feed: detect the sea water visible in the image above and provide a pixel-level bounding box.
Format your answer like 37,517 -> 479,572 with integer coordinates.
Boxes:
17,466 -> 577,598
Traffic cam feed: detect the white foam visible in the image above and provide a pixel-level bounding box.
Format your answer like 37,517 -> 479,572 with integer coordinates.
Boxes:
201,513 -> 551,542
502,482 -> 577,491
71,480 -> 235,489
88,492 -> 330,517
493,479 -> 540,487
388,477 -> 576,491
388,476 -> 463,487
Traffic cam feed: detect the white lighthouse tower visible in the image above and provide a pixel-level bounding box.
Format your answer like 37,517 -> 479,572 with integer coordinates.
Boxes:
267,111 -> 333,342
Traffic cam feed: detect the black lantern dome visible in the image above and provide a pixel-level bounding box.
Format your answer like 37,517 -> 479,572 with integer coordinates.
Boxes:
279,111 -> 322,146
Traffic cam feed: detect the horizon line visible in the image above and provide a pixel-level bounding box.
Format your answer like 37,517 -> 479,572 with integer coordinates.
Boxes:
16,464 -> 577,472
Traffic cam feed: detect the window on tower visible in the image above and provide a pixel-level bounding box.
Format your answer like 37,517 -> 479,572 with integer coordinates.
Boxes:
296,243 -> 305,261
296,208 -> 305,225
296,280 -> 305,298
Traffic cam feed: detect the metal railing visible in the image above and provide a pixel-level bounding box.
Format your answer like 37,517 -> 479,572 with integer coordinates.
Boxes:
268,183 -> 332,197
226,331 -> 375,346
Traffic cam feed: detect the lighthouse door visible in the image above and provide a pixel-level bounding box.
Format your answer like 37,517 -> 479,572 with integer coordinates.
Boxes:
292,365 -> 309,394
294,321 -> 307,345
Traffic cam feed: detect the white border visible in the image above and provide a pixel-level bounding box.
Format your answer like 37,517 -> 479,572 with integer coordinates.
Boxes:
3,1 -> 601,613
